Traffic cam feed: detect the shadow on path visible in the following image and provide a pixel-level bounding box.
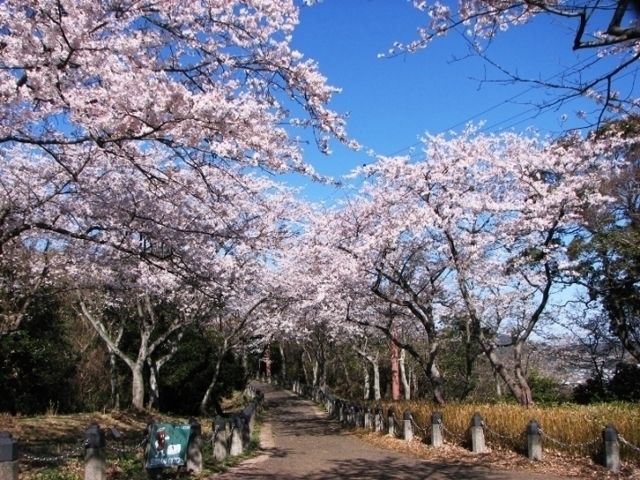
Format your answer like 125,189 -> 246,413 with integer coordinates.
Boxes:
211,383 -> 570,480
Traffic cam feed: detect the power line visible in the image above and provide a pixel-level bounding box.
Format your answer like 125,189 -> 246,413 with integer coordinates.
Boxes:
386,51 -> 603,158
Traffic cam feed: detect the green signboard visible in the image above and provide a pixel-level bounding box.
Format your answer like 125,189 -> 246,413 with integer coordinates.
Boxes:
145,423 -> 191,469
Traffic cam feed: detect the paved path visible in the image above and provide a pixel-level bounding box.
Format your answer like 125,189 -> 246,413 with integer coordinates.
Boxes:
212,384 -> 570,480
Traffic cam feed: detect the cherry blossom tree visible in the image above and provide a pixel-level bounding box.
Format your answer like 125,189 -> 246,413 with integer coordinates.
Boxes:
25,134 -> 302,410
0,0 -> 349,174
295,199 -> 452,403
197,264 -> 285,415
0,152 -> 67,335
346,127 -> 616,406
0,0 -> 352,344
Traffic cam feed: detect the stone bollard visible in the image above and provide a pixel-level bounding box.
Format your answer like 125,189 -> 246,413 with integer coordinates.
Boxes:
527,420 -> 542,461
374,408 -> 384,433
230,416 -> 245,456
387,409 -> 395,437
212,417 -> 229,462
255,390 -> 264,411
357,407 -> 365,428
403,411 -> 413,442
241,411 -> 253,447
0,432 -> 18,480
244,403 -> 256,435
364,408 -> 372,430
84,423 -> 106,480
431,412 -> 443,447
187,418 -> 203,474
603,425 -> 620,473
470,413 -> 486,454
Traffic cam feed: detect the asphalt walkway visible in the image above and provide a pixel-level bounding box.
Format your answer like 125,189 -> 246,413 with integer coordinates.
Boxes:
211,383 -> 570,480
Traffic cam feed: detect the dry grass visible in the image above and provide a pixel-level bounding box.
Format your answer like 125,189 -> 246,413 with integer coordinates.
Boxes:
0,410 -> 193,444
371,400 -> 640,467
0,410 -> 213,480
353,430 -> 640,479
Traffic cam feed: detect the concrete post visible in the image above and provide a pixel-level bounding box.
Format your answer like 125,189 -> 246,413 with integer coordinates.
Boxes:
0,432 -> 18,480
230,416 -> 245,456
374,408 -> 384,433
84,423 -> 106,480
603,425 -> 620,473
255,390 -> 264,412
241,413 -> 252,448
527,420 -> 542,461
187,418 -> 203,474
431,412 -> 443,447
387,409 -> 395,437
212,417 -> 229,462
243,404 -> 256,435
403,411 -> 413,442
470,413 -> 486,454
357,407 -> 365,428
364,409 -> 372,430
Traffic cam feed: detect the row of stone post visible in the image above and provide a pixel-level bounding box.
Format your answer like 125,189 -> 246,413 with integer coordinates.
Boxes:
0,389 -> 265,480
212,390 -> 263,464
523,419 -> 621,473
430,412 -> 622,473
291,381 -> 626,474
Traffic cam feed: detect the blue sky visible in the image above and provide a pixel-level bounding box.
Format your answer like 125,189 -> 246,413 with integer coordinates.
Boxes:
285,0 -> 638,202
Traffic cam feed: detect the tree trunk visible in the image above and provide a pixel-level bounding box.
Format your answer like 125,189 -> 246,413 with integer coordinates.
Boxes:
429,362 -> 446,404
390,328 -> 401,400
131,363 -> 145,411
354,346 -> 380,400
338,353 -> 352,387
312,358 -> 319,387
279,343 -> 286,380
109,350 -> 120,410
147,358 -> 159,410
200,339 -> 227,415
411,368 -> 417,398
399,348 -> 410,400
78,297 -> 184,411
301,350 -> 310,384
482,342 -> 530,406
363,364 -> 370,400
241,346 -> 249,377
372,361 -> 381,400
108,322 -> 123,410
145,329 -> 184,410
262,346 -> 272,379
514,342 -> 533,407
